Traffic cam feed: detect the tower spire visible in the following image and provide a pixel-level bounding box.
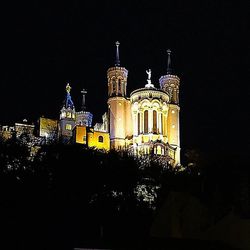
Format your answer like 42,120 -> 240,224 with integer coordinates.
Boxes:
81,88 -> 87,111
166,49 -> 172,74
115,41 -> 120,67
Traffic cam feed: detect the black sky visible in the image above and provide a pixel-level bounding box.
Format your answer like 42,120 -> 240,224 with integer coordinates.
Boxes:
1,2 -> 249,155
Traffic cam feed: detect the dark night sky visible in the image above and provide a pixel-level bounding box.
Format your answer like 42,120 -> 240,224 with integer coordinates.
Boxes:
1,2 -> 249,155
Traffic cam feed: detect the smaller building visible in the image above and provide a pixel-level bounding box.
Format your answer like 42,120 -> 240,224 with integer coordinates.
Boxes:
38,117 -> 58,141
15,119 -> 35,138
0,125 -> 15,140
73,125 -> 110,151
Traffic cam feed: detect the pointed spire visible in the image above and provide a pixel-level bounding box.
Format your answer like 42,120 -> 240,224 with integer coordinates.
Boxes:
81,88 -> 87,111
115,41 -> 120,67
166,49 -> 172,74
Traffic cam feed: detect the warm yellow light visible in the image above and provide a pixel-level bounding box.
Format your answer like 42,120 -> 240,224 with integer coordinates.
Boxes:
171,110 -> 175,114
172,125 -> 175,128
66,124 -> 72,130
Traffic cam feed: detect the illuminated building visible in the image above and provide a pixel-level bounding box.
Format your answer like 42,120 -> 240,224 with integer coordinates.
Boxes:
107,43 -> 181,166
38,117 -> 58,141
0,42 -> 181,166
15,119 -> 35,138
56,42 -> 181,166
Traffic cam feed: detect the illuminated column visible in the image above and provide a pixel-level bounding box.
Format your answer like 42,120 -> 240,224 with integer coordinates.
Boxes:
142,111 -> 145,133
134,111 -> 138,136
140,112 -> 143,134
158,112 -> 162,134
148,109 -> 153,133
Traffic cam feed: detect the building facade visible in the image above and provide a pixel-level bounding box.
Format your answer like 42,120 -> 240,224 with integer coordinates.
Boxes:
106,43 -> 181,166
42,43 -> 181,166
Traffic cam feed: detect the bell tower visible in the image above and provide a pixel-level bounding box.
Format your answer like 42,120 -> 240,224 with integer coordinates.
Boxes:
107,41 -> 132,150
59,83 -> 76,143
159,50 -> 181,165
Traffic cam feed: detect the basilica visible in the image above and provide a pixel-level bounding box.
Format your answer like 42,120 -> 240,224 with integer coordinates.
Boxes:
1,42 -> 181,166
56,42 -> 181,166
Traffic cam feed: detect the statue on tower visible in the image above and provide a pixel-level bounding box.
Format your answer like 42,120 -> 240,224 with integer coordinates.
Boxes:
65,83 -> 74,109
146,69 -> 151,84
145,69 -> 154,88
66,83 -> 71,93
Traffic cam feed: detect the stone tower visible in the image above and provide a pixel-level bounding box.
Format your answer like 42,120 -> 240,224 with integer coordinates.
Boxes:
107,41 -> 132,150
159,50 -> 181,165
59,83 -> 76,143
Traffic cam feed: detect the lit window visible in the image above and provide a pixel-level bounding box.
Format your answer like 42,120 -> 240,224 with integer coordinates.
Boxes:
157,145 -> 162,155
67,112 -> 71,118
72,113 -> 75,119
98,136 -> 104,143
118,79 -> 122,93
119,102 -> 122,106
66,124 -> 72,130
171,110 -> 175,114
112,79 -> 116,94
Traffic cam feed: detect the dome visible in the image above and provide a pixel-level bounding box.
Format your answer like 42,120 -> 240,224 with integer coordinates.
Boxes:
130,87 -> 169,104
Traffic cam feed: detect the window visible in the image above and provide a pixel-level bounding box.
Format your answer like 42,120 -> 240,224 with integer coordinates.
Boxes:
112,79 -> 116,94
83,136 -> 86,141
157,145 -> 162,155
118,79 -> 122,94
153,110 -> 157,133
144,110 -> 148,133
98,135 -> 104,143
65,124 -> 72,130
61,112 -> 66,118
67,112 -> 71,118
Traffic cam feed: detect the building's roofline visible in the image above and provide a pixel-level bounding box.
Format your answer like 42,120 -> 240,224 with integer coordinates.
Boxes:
130,87 -> 167,97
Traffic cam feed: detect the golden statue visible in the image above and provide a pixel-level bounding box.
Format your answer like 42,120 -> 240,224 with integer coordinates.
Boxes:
66,83 -> 71,93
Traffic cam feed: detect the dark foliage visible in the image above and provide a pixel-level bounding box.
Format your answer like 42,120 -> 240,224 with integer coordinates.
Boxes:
0,138 -> 249,249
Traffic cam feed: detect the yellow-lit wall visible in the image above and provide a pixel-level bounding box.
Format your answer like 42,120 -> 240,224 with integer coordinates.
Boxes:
87,129 -> 110,151
108,97 -> 127,149
167,104 -> 180,165
75,126 -> 87,144
39,117 -> 58,137
125,99 -> 133,138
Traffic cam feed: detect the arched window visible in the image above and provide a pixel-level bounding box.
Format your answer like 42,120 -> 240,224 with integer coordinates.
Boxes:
144,110 -> 148,133
112,79 -> 116,95
153,110 -> 157,133
118,79 -> 122,94
138,113 -> 140,135
157,145 -> 161,155
98,135 -> 103,143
